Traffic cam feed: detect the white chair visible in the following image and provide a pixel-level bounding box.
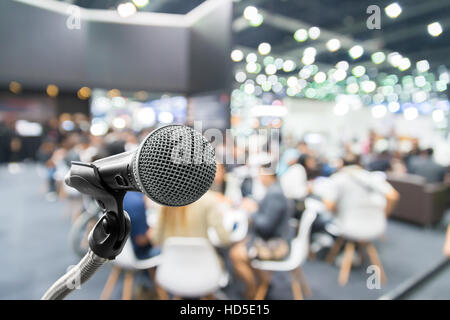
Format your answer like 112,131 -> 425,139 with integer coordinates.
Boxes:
100,239 -> 165,300
325,209 -> 387,286
251,204 -> 317,300
155,237 -> 223,299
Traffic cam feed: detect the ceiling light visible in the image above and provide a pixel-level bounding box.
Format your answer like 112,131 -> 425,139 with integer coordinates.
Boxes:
90,119 -> 109,136
243,6 -> 258,21
244,83 -> 255,94
398,57 -> 411,71
336,61 -> 349,71
287,76 -> 298,87
132,0 -> 149,8
286,87 -> 298,96
361,80 -> 376,93
349,45 -> 364,59
282,60 -> 296,72
346,83 -> 359,94
117,2 -> 136,18
46,84 -> 59,97
274,58 -> 284,69
108,89 -> 121,98
439,72 -> 449,84
158,111 -> 174,124
136,108 -> 156,126
385,3 -> 402,18
352,65 -> 366,77
388,52 -> 402,67
299,67 -> 312,79
326,38 -> 341,52
268,75 -> 278,85
265,64 -> 277,75
258,42 -> 271,55
371,52 -> 386,64
112,117 -> 126,129
231,49 -> 244,62
249,13 -> 264,27
246,62 -> 257,73
414,75 -> 426,87
246,53 -> 257,63
9,81 -> 22,94
314,72 -> 326,83
308,27 -> 320,40
412,91 -> 427,103
388,101 -> 400,113
436,80 -> 447,92
304,88 -> 316,98
303,47 -> 317,57
332,69 -> 347,82
427,22 -> 443,37
294,29 -> 308,42
256,74 -> 266,85
77,87 -> 91,100
432,109 -> 445,122
373,94 -> 385,104
301,55 -> 315,65
235,71 -> 246,83
416,60 -> 430,73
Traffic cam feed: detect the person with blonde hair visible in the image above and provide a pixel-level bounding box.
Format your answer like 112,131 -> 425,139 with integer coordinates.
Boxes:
151,163 -> 232,249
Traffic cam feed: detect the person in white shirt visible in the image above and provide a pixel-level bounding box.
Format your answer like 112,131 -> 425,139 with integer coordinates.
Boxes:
279,150 -> 308,201
320,155 -> 399,241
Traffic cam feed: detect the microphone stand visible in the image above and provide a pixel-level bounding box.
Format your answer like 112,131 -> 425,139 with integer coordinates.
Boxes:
42,162 -> 131,300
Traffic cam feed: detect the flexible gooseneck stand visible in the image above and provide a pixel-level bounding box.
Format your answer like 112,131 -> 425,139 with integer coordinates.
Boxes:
42,162 -> 131,300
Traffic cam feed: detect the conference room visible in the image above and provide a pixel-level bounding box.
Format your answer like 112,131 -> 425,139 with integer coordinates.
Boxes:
0,0 -> 449,302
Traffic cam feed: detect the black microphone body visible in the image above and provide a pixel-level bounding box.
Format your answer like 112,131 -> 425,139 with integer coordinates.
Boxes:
91,150 -> 139,192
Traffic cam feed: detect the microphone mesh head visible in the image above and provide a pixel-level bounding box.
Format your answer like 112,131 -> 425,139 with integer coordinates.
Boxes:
132,125 -> 216,207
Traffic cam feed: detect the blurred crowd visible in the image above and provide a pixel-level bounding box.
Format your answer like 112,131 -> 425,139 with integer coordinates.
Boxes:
1,116 -> 450,299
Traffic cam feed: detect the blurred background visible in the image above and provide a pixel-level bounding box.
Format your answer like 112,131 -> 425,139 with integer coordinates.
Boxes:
0,0 -> 449,300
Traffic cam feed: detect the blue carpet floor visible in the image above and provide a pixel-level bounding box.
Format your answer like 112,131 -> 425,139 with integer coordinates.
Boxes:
0,164 -> 448,300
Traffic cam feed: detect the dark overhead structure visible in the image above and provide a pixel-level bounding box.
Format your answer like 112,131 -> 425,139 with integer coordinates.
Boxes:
62,0 -> 450,71
0,0 -> 232,94
231,0 -> 450,71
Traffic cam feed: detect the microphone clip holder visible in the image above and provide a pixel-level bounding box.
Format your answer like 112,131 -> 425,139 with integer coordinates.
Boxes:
67,161 -> 131,260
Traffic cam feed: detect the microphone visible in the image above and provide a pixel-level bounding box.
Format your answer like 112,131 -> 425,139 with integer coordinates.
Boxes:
66,124 -> 217,207
42,125 -> 216,300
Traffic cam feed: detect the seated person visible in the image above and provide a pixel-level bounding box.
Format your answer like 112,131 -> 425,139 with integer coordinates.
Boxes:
230,162 -> 291,299
408,148 -> 446,183
151,166 -> 232,253
279,150 -> 308,201
123,191 -> 160,260
151,191 -> 231,247
321,155 -> 399,241
279,151 -> 309,219
367,150 -> 392,172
